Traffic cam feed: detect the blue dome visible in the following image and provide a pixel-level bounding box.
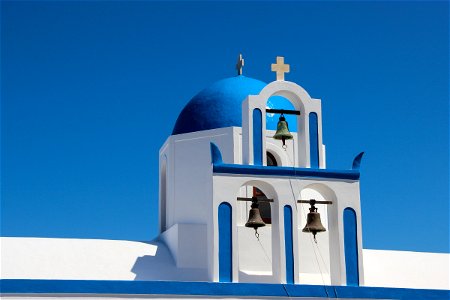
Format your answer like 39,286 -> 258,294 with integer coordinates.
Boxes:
172,76 -> 267,135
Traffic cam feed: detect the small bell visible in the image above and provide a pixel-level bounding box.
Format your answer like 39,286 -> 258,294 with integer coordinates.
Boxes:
245,199 -> 266,237
273,114 -> 293,148
302,204 -> 326,240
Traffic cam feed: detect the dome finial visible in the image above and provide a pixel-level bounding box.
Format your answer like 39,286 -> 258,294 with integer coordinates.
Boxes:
236,54 -> 244,75
271,56 -> 290,81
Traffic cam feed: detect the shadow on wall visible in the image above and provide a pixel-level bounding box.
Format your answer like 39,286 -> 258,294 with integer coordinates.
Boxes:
131,239 -> 208,281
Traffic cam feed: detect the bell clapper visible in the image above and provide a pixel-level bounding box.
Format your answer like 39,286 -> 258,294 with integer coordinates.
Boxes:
254,228 -> 260,240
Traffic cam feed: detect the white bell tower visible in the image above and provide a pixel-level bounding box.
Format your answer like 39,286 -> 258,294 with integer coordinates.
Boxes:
159,56 -> 365,286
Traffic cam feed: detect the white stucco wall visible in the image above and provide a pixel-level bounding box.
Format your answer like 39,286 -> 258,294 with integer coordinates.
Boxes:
363,249 -> 449,290
0,237 -> 208,281
2,237 -> 448,290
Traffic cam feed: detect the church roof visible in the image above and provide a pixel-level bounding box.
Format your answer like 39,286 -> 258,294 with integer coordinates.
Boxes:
2,237 -> 449,295
172,75 -> 266,135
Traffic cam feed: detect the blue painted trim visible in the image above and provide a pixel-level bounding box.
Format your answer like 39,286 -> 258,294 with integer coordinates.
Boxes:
253,108 -> 263,165
284,205 -> 294,284
213,163 -> 360,180
344,207 -> 359,286
218,202 -> 232,282
210,142 -> 223,164
309,112 -> 319,168
352,152 -> 365,170
2,280 -> 449,299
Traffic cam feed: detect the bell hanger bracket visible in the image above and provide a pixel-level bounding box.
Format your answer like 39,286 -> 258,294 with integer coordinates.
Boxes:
266,108 -> 300,115
298,199 -> 332,214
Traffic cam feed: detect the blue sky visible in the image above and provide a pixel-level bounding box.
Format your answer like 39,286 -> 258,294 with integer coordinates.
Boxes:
1,1 -> 448,253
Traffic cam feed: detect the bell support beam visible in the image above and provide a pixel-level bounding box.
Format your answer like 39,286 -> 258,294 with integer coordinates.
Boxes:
237,197 -> 274,203
297,199 -> 332,205
266,109 -> 300,115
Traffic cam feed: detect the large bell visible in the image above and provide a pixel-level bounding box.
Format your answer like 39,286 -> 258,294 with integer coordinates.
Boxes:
245,200 -> 266,230
273,114 -> 293,148
302,206 -> 326,239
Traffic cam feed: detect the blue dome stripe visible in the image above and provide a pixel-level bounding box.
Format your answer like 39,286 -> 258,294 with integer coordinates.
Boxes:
172,76 -> 267,135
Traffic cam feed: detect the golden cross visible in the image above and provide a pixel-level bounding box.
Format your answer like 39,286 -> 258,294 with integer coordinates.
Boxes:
271,56 -> 290,81
236,54 -> 244,75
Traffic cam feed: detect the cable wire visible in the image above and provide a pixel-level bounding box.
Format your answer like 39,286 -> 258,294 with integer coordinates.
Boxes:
257,233 -> 272,265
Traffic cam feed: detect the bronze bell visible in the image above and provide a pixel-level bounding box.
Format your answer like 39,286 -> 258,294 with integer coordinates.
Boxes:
302,204 -> 326,239
245,200 -> 266,230
273,114 -> 293,148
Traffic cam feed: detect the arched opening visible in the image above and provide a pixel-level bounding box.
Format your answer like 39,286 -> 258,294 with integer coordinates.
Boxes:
298,184 -> 333,284
252,152 -> 277,224
266,151 -> 278,167
252,186 -> 272,224
236,182 -> 274,283
266,95 -> 298,132
248,83 -> 317,168
266,96 -> 298,167
265,143 -> 287,167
